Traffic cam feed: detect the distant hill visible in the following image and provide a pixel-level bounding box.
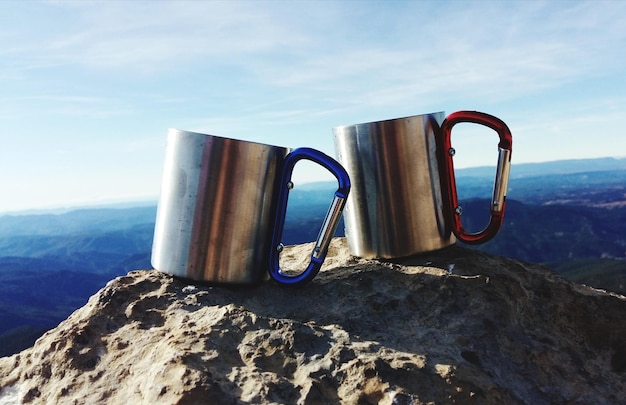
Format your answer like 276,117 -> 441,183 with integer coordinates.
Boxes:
0,205 -> 157,237
0,264 -> 111,331
0,325 -> 50,357
457,198 -> 626,263
547,258 -> 626,295
456,156 -> 626,178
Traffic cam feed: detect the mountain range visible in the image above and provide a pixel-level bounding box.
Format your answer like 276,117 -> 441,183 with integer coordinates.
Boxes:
0,156 -> 624,357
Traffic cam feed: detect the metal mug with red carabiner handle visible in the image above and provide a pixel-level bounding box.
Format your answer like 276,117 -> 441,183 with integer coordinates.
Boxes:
333,111 -> 512,259
440,111 -> 513,244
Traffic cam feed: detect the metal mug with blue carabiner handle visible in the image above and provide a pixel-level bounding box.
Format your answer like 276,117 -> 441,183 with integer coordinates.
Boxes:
152,129 -> 350,286
269,148 -> 351,286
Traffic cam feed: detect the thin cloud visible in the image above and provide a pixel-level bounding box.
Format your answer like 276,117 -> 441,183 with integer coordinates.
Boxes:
254,2 -> 624,105
7,1 -> 625,89
33,1 -> 311,74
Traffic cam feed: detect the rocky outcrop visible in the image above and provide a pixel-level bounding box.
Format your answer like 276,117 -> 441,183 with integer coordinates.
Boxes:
0,238 -> 624,404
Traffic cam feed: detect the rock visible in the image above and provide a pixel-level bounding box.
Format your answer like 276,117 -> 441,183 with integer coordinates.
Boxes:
0,238 -> 624,404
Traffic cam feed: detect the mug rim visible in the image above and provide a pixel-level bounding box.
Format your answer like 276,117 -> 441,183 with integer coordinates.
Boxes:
168,128 -> 289,151
332,111 -> 445,131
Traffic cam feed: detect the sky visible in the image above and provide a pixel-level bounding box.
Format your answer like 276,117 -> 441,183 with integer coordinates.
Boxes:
1,0 -> 625,213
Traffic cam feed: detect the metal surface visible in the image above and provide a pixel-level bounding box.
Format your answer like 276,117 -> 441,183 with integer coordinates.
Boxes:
151,129 -> 289,284
333,112 -> 455,259
492,148 -> 511,212
312,195 -> 346,259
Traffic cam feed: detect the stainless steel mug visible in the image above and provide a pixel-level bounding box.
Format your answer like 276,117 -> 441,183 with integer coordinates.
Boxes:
152,129 -> 350,286
333,111 -> 512,259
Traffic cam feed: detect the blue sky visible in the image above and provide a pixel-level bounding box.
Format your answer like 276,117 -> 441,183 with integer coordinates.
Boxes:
1,0 -> 625,213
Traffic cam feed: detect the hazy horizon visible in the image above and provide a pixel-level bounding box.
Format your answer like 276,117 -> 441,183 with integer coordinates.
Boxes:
2,155 -> 624,216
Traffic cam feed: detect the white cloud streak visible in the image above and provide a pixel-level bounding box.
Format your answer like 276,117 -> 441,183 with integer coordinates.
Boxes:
22,0 -> 310,74
4,1 -> 625,109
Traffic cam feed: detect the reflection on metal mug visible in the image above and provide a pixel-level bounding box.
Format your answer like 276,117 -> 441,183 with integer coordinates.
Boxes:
333,111 -> 512,259
151,129 -> 350,286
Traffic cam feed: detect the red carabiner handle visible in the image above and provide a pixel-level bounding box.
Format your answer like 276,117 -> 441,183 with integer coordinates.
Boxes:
440,111 -> 512,244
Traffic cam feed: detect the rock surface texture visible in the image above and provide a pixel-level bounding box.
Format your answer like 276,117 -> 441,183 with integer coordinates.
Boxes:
0,238 -> 625,404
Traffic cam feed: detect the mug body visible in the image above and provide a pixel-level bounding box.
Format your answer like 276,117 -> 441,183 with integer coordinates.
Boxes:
333,112 -> 455,259
151,129 -> 289,283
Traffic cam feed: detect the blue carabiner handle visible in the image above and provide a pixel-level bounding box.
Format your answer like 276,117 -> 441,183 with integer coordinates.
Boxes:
269,148 -> 350,286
